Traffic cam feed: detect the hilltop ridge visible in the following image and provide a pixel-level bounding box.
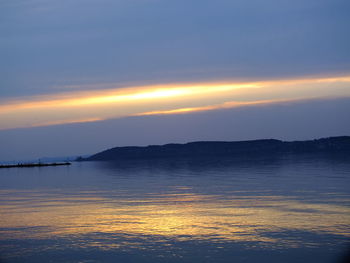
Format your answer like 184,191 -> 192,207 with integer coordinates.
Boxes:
82,136 -> 350,161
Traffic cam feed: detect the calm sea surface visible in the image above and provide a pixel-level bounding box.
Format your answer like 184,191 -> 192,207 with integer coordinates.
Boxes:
0,155 -> 349,263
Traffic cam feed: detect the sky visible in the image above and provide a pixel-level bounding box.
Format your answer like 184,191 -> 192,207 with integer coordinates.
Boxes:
1,0 -> 350,161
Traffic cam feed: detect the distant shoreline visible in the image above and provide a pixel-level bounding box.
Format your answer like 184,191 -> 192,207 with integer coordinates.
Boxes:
0,162 -> 71,169
82,136 -> 350,162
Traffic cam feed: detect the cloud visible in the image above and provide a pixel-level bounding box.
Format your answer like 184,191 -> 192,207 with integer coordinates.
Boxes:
0,75 -> 350,130
1,0 -> 349,97
1,97 -> 350,162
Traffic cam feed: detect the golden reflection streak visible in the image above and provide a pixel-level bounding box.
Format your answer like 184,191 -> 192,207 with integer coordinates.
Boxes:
0,190 -> 349,249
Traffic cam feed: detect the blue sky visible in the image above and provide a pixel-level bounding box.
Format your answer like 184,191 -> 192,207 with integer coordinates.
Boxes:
0,0 -> 350,161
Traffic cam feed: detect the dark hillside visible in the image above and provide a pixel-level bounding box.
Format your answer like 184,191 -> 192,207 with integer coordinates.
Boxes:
83,136 -> 350,161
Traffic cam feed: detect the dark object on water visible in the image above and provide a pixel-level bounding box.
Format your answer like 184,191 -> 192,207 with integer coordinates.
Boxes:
0,162 -> 71,169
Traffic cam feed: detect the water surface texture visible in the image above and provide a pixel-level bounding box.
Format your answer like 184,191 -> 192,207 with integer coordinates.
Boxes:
0,155 -> 349,262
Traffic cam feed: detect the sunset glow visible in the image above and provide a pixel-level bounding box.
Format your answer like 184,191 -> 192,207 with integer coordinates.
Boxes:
1,75 -> 350,130
1,1 -> 350,262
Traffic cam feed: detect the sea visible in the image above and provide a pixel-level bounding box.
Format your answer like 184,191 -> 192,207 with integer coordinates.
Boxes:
0,154 -> 349,263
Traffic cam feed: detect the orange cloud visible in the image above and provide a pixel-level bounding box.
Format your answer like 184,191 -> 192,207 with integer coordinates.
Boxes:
0,75 -> 349,130
134,99 -> 290,116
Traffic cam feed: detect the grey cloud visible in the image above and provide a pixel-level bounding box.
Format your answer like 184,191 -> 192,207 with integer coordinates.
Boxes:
1,0 -> 350,97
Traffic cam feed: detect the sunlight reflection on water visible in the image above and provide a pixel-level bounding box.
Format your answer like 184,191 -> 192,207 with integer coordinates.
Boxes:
0,155 -> 349,262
